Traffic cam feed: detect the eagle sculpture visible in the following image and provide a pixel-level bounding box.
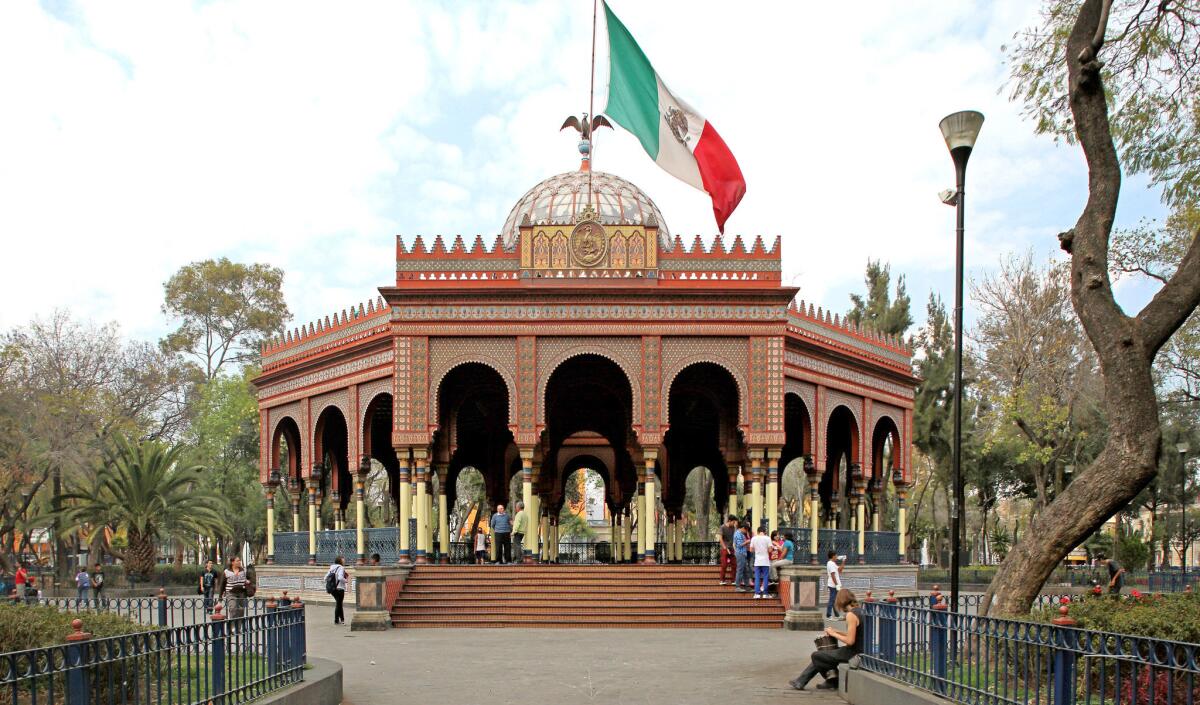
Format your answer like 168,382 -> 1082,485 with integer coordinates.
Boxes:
561,113 -> 613,141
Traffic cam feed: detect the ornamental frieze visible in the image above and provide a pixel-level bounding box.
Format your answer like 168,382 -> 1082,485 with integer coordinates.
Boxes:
536,337 -> 643,427
788,314 -> 911,367
393,304 -> 784,322
262,316 -> 390,367
257,352 -> 393,400
660,338 -> 749,428
427,338 -> 518,425
785,350 -> 914,400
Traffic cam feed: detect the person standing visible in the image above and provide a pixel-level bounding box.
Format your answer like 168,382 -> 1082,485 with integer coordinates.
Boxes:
326,556 -> 350,625
91,564 -> 105,606
512,501 -> 528,561
490,504 -> 513,564
473,527 -> 488,565
1105,557 -> 1125,595
717,516 -> 738,585
733,522 -> 753,593
222,557 -> 249,619
791,589 -> 863,691
825,551 -> 844,618
74,566 -> 91,603
200,560 -> 219,611
14,561 -> 29,603
750,526 -> 773,598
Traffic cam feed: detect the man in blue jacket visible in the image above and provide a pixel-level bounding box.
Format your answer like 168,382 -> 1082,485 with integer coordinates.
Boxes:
490,504 -> 513,564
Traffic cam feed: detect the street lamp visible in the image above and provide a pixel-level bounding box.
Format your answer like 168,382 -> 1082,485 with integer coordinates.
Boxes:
1180,442 -> 1190,574
939,109 -> 984,614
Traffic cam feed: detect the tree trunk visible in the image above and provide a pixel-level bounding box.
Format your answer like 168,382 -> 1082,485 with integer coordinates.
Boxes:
125,529 -> 157,581
983,0 -> 1200,616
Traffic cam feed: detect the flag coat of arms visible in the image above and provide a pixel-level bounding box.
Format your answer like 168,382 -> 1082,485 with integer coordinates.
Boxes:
603,1 -> 746,233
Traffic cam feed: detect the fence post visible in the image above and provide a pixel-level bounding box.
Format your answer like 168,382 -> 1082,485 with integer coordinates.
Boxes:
156,587 -> 168,627
1052,604 -> 1078,705
862,591 -> 876,655
930,595 -> 949,695
212,605 -> 227,701
292,597 -> 307,665
881,590 -> 898,665
265,596 -> 279,678
65,618 -> 92,705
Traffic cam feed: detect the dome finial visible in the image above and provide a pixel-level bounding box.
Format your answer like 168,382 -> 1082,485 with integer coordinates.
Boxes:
561,113 -> 613,172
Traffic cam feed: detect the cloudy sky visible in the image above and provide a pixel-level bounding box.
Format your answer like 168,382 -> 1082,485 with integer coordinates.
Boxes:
0,0 -> 1168,343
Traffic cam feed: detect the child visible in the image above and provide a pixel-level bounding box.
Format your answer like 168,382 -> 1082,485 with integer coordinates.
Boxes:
474,527 -> 488,565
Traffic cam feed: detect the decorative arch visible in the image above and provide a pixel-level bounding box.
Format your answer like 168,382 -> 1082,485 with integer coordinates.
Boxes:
536,339 -> 643,427
823,390 -> 863,440
610,234 -> 627,268
660,348 -> 749,429
269,401 -> 302,444
428,341 -> 517,427
310,390 -> 350,459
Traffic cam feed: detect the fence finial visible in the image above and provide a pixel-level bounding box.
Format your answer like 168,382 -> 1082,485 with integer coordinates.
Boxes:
1052,604 -> 1077,626
66,618 -> 92,641
212,604 -> 225,621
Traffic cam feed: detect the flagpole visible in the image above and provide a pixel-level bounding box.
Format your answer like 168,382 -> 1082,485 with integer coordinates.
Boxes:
588,0 -> 598,201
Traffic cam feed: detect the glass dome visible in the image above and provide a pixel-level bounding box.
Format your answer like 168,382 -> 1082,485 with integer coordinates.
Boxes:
501,170 -> 670,250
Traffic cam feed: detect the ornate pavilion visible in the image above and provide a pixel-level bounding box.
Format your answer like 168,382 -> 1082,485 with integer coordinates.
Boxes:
254,155 -> 918,572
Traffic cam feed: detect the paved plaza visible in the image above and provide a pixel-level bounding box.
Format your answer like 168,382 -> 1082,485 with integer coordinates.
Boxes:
304,604 -> 841,705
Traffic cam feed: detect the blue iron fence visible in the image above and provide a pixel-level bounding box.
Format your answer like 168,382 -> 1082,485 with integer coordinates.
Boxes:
1149,571 -> 1200,593
29,597 -> 271,628
274,528 -> 401,565
0,600 -> 305,705
779,528 -> 901,564
857,597 -> 1200,705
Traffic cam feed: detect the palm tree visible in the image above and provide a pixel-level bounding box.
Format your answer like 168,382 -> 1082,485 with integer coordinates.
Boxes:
56,434 -> 229,580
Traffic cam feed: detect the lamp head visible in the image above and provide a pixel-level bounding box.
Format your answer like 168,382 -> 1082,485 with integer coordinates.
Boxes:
940,110 -> 984,172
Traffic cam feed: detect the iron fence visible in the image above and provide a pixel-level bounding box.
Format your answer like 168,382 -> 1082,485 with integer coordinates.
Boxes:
779,528 -> 902,565
27,597 -> 271,628
0,601 -> 305,705
1149,571 -> 1200,593
858,597 -> 1200,705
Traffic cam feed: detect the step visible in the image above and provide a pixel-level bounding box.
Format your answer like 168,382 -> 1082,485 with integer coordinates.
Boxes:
390,606 -> 782,617
394,595 -> 774,605
390,616 -> 781,628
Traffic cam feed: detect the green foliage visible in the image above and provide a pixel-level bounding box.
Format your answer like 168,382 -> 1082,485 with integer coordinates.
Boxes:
55,435 -> 229,579
1033,593 -> 1200,643
161,258 -> 290,380
846,259 -> 913,337
0,603 -> 152,651
100,562 -> 205,586
1115,534 -> 1151,572
1006,1 -> 1200,206
990,528 -> 1012,561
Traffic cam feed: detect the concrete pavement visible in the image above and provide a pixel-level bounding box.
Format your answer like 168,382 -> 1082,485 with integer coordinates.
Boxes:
303,604 -> 843,704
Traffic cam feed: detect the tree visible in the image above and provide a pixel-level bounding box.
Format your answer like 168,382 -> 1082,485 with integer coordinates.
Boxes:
985,0 -> 1200,615
161,258 -> 291,380
846,259 -> 913,337
55,435 -> 228,580
971,253 -> 1103,510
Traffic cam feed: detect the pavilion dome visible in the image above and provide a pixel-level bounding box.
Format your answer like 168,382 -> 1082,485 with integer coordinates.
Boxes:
501,169 -> 671,251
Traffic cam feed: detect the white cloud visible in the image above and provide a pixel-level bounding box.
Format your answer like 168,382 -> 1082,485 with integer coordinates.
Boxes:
0,0 -> 1168,341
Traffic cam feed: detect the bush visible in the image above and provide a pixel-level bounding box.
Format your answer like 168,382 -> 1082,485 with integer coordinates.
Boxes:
0,603 -> 154,651
103,562 -> 205,587
1033,592 -> 1200,642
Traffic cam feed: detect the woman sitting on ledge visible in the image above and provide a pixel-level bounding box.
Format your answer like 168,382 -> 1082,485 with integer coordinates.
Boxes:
791,589 -> 862,691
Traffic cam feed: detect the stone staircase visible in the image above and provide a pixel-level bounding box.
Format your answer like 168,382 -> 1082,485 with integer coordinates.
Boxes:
390,564 -> 784,628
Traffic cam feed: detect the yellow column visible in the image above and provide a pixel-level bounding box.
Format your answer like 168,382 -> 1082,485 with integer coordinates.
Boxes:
857,499 -> 866,558
728,471 -> 740,520
674,517 -> 684,563
898,489 -> 908,562
306,478 -> 318,564
520,450 -> 534,563
551,520 -> 560,561
414,451 -> 429,563
623,509 -> 633,561
315,489 -> 323,533
645,453 -> 658,563
425,484 -> 434,559
809,481 -> 820,563
355,476 -> 366,562
488,501 -> 498,562
872,490 -> 882,532
610,515 -> 618,562
438,487 -> 449,564
265,484 -> 276,563
539,507 -> 550,562
397,450 -> 412,564
766,448 -> 780,534
751,454 -> 763,533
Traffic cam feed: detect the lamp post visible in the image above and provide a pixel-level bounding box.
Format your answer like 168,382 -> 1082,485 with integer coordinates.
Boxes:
939,109 -> 984,614
1180,442 -> 1190,574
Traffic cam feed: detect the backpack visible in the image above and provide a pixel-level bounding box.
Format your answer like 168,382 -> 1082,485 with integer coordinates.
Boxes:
324,567 -> 338,594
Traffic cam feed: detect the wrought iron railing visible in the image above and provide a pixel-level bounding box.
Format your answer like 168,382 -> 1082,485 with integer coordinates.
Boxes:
858,597 -> 1200,705
0,600 -> 305,705
1149,570 -> 1200,593
778,528 -> 902,564
30,597 -> 270,627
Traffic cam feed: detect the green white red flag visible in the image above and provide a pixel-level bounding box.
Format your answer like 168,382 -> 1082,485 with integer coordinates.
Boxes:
603,1 -> 746,233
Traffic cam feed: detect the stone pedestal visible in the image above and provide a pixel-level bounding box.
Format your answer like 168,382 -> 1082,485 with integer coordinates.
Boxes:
351,565 -> 413,631
779,563 -> 919,631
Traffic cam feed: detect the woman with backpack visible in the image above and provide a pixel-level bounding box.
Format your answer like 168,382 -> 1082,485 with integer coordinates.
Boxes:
325,556 -> 350,625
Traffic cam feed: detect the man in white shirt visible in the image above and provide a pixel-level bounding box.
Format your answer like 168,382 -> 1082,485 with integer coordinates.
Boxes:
825,551 -> 844,618
749,527 -> 774,598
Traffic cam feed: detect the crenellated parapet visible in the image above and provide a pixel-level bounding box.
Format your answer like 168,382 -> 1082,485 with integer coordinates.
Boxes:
786,297 -> 912,372
260,296 -> 391,371
657,234 -> 781,286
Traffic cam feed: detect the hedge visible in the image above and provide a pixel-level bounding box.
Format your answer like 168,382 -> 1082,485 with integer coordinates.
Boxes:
1032,591 -> 1200,643
0,602 -> 154,652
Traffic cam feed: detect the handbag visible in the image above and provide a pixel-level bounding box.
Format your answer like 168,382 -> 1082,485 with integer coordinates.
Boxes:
814,635 -> 839,651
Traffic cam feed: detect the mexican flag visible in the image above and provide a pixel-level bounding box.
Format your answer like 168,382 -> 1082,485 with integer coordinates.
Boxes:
603,1 -> 746,233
